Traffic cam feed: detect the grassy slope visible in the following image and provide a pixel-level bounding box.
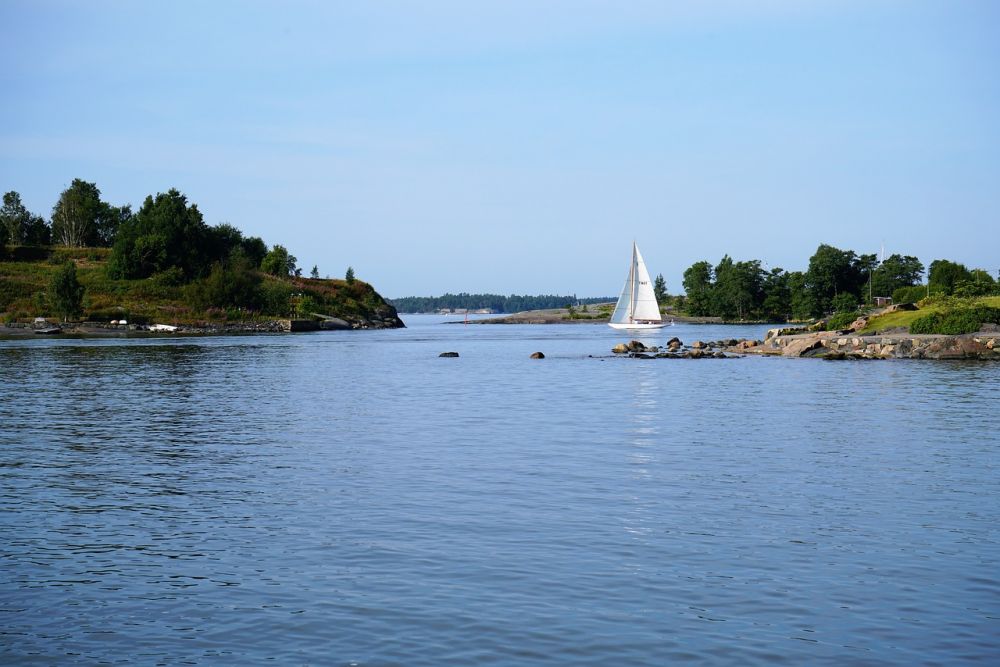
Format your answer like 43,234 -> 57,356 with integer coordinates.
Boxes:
858,296 -> 1000,334
0,247 -> 396,324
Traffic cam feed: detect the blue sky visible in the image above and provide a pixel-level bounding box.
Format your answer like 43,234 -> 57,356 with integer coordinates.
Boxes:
2,1 -> 998,298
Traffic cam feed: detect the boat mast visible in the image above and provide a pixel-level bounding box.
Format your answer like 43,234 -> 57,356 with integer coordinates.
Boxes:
628,242 -> 637,322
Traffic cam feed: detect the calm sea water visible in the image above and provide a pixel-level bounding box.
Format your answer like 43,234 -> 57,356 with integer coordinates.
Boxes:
1,315 -> 998,665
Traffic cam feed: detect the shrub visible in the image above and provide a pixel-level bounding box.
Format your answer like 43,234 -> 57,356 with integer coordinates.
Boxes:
150,266 -> 186,287
49,261 -> 85,320
826,311 -> 858,331
296,295 -> 319,318
186,259 -> 262,312
831,293 -> 858,314
892,285 -> 942,304
910,306 -> 1000,335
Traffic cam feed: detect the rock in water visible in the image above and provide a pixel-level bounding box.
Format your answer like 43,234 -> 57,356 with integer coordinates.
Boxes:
612,344 -> 629,354
439,351 -> 459,357
530,352 -> 545,359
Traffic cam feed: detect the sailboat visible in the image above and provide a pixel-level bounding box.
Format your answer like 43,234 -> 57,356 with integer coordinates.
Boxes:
608,241 -> 666,330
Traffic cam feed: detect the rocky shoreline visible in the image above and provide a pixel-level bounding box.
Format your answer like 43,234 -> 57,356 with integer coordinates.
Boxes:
736,327 -> 999,360
0,315 -> 405,339
607,329 -> 999,361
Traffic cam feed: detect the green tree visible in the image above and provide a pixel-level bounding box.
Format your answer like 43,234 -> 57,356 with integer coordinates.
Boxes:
928,259 -> 971,295
653,273 -> 667,304
206,223 -> 245,262
788,271 -> 817,320
108,189 -> 211,279
871,254 -> 923,298
310,265 -> 320,279
805,244 -> 864,316
2,191 -> 31,244
2,191 -> 50,246
241,236 -> 268,267
94,204 -> 131,246
187,256 -> 262,310
345,266 -> 356,284
831,292 -> 858,314
954,269 -> 998,297
49,260 -> 85,321
51,179 -> 105,247
761,268 -> 791,321
261,244 -> 298,277
713,256 -> 764,320
23,214 -> 51,246
682,261 -> 714,316
260,280 -> 292,315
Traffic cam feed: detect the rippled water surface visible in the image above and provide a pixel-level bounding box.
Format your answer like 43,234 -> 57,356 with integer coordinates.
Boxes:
2,316 -> 998,665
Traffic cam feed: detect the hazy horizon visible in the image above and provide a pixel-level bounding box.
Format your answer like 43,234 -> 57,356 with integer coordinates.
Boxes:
3,1 -> 998,297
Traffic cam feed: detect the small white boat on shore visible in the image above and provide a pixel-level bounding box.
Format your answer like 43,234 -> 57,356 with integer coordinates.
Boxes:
148,324 -> 178,332
608,241 -> 666,330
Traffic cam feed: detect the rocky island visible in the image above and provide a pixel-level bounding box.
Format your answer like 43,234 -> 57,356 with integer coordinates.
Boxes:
607,301 -> 1000,361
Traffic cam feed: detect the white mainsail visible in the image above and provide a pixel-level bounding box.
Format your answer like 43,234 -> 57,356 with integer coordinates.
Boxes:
609,242 -> 665,330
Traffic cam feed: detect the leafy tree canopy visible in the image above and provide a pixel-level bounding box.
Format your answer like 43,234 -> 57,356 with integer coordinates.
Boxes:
51,179 -> 126,247
928,259 -> 971,295
108,188 -> 212,279
261,244 -> 298,277
2,191 -> 50,246
871,254 -> 923,298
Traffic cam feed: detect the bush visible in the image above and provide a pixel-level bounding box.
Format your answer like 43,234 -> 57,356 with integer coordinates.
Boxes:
892,285 -> 942,304
831,293 -> 858,314
909,306 -> 1000,335
150,266 -> 186,287
49,261 -> 85,320
296,295 -> 319,318
185,259 -> 262,312
826,311 -> 858,331
260,281 -> 292,315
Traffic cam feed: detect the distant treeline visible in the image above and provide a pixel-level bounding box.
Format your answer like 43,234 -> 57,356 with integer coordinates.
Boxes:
677,244 -> 998,322
390,293 -> 614,313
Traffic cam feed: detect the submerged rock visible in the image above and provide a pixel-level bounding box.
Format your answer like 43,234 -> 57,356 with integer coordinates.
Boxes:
439,351 -> 459,358
529,352 -> 545,359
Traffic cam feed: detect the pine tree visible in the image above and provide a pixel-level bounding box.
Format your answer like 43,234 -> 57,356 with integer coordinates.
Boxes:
653,273 -> 667,304
49,261 -> 85,321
